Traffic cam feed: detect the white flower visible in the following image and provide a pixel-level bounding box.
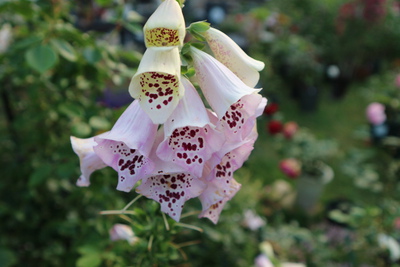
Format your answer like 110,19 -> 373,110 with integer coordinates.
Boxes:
0,24 -> 12,54
204,27 -> 264,87
143,0 -> 185,49
129,47 -> 182,124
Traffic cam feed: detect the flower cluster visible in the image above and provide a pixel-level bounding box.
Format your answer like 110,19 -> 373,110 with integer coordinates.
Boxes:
71,0 -> 266,223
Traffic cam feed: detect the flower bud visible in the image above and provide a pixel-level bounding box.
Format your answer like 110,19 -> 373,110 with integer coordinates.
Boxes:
267,120 -> 282,135
283,121 -> 298,139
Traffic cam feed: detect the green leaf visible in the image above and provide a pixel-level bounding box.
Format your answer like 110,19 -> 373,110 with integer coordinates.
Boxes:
12,35 -> 42,50
0,249 -> 17,267
29,164 -> 52,188
50,38 -> 77,62
189,21 -> 210,33
25,44 -> 58,73
76,253 -> 102,267
89,116 -> 111,130
190,31 -> 206,42
83,47 -> 102,64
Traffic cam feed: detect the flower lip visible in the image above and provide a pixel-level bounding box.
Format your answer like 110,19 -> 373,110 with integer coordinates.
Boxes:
129,48 -> 182,124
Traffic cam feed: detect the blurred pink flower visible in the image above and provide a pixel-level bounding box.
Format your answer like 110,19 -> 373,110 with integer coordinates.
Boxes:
242,210 -> 266,231
109,224 -> 138,245
255,254 -> 274,267
279,158 -> 301,178
366,102 -> 386,125
283,121 -> 298,139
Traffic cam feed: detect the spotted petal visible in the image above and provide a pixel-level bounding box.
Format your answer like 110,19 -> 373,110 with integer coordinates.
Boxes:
137,132 -> 206,222
70,135 -> 108,187
129,47 -> 182,124
157,77 -> 224,177
94,100 -> 157,192
217,93 -> 264,143
204,27 -> 265,87
199,178 -> 241,224
144,0 -> 185,49
191,47 -> 260,119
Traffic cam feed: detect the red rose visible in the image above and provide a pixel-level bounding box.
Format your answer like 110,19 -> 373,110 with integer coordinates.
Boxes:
268,120 -> 283,135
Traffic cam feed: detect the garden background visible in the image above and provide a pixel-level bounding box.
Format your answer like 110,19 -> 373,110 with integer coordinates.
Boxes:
1,0 -> 400,266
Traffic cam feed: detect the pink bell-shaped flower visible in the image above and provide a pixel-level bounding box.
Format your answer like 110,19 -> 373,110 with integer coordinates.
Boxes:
136,130 -> 206,222
70,135 -> 108,187
156,77 -> 225,177
94,100 -> 158,192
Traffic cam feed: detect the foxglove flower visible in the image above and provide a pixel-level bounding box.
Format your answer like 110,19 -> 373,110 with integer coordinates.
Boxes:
190,47 -> 260,119
109,224 -> 138,245
157,77 -> 224,177
143,0 -> 185,49
129,47 -> 182,124
70,135 -> 108,187
94,100 -> 157,192
217,93 -> 264,144
198,129 -> 258,224
204,27 -> 265,87
136,130 -> 206,222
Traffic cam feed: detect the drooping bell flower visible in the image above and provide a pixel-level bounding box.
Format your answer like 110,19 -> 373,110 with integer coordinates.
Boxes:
143,0 -> 185,49
198,129 -> 258,224
109,224 -> 138,245
190,47 -> 260,119
129,47 -> 182,124
204,27 -> 265,87
217,93 -> 265,144
136,130 -> 206,222
156,77 -> 224,177
93,100 -> 157,192
70,135 -> 108,187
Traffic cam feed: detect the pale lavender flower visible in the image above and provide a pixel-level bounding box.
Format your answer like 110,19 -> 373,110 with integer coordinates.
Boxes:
109,224 -> 138,245
254,254 -> 274,267
366,102 -> 386,125
242,210 -> 266,231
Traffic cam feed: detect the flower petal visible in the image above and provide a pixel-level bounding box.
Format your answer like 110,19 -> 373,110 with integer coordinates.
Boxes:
70,135 -> 108,187
205,27 -> 265,87
93,100 -> 157,192
217,93 -> 264,143
157,77 -> 225,177
136,172 -> 206,222
144,0 -> 185,49
191,47 -> 260,119
198,178 -> 241,224
129,48 -> 182,124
